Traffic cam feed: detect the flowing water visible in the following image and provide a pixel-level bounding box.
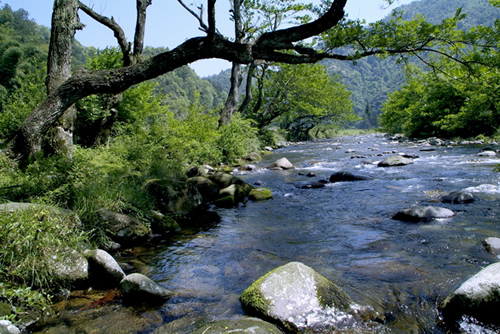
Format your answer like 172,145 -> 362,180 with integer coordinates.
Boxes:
37,134 -> 500,333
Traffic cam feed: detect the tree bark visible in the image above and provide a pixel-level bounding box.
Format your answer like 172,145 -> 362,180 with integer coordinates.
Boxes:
133,0 -> 152,57
219,0 -> 244,126
44,0 -> 83,159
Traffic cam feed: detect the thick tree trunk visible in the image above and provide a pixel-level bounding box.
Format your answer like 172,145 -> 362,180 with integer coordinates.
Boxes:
44,0 -> 82,159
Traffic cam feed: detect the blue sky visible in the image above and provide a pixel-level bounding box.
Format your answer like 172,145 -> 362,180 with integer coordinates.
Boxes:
7,0 -> 414,76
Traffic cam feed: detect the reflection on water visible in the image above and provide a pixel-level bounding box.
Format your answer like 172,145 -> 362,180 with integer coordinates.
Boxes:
37,135 -> 500,333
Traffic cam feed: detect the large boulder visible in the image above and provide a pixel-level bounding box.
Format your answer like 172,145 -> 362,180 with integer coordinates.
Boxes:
240,262 -> 382,333
378,155 -> 413,167
329,171 -> 372,183
209,172 -> 251,189
439,191 -> 475,204
120,273 -> 173,304
97,209 -> 151,247
147,179 -> 203,214
392,206 -> 455,222
440,262 -> 500,327
185,176 -> 220,203
191,317 -> 282,334
85,249 -> 126,288
267,157 -> 294,170
150,210 -> 181,234
47,248 -> 89,285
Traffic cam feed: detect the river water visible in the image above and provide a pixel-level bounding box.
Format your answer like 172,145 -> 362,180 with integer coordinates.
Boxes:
37,134 -> 500,333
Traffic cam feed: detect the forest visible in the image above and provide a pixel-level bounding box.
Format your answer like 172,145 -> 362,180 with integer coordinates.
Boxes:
0,0 -> 499,330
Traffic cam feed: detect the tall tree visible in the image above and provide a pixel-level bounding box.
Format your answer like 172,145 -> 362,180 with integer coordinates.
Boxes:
43,0 -> 83,158
7,0 -> 490,165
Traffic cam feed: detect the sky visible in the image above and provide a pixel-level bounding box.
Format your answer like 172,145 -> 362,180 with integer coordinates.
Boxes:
7,0 -> 414,77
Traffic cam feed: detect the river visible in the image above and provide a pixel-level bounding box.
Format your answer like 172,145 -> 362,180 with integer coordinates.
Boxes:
37,134 -> 500,333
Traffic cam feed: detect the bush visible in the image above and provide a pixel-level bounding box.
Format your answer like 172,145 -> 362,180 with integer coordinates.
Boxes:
0,206 -> 88,289
217,113 -> 260,163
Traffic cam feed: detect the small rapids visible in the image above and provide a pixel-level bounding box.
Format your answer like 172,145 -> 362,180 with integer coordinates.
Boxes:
36,134 -> 500,333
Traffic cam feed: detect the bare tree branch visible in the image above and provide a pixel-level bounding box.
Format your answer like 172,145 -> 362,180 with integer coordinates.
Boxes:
78,1 -> 131,66
177,0 -> 209,33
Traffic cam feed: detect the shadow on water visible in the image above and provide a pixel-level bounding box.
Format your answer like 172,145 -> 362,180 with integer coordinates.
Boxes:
35,134 -> 500,333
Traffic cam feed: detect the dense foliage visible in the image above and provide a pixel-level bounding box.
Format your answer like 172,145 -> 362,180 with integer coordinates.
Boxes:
379,1 -> 500,138
319,0 -> 500,129
246,63 -> 357,141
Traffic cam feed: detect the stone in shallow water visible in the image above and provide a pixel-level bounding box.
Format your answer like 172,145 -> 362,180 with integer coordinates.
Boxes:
483,237 -> 500,258
439,191 -> 475,204
378,155 -> 413,167
392,206 -> 454,222
240,261 -> 384,333
191,317 -> 282,334
440,262 -> 500,327
120,273 -> 173,304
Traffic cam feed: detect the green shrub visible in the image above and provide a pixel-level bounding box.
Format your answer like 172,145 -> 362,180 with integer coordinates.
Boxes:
0,206 -> 88,289
217,113 -> 260,163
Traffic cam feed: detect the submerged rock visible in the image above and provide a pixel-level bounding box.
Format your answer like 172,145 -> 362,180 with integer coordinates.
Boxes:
378,155 -> 413,167
120,273 -> 173,304
300,182 -> 326,189
329,171 -> 372,183
240,262 -> 383,333
392,206 -> 455,222
191,317 -> 282,334
439,191 -> 475,204
440,262 -> 500,327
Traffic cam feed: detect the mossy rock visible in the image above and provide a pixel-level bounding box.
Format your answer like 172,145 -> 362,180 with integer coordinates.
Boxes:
192,317 -> 282,333
150,210 -> 181,234
212,195 -> 236,208
248,188 -> 273,201
146,178 -> 203,214
240,262 -> 352,331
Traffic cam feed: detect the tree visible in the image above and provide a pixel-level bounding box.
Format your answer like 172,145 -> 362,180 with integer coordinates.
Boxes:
249,63 -> 356,140
379,0 -> 500,138
43,0 -> 83,158
7,0 -> 493,165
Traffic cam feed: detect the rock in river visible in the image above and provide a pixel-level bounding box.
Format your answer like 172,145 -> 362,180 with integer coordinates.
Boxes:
120,273 -> 173,304
329,171 -> 372,183
191,317 -> 282,334
483,237 -> 500,258
440,262 -> 500,327
267,157 -> 294,170
240,261 -> 383,333
85,249 -> 126,288
378,155 -> 413,167
392,206 -> 455,222
439,191 -> 475,204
